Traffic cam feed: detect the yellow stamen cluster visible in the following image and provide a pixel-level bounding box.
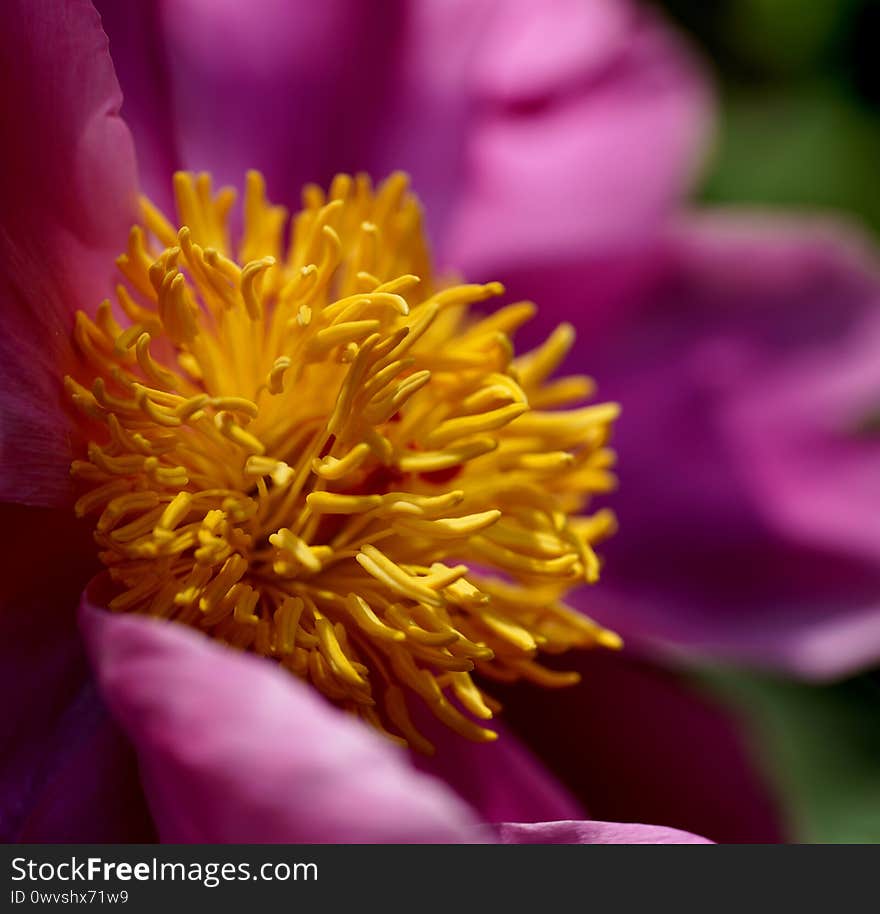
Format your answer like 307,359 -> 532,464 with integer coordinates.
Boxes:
67,170 -> 620,751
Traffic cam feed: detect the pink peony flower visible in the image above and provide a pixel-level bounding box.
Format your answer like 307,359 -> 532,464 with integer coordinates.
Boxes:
1,0 -> 787,843
101,0 -> 880,680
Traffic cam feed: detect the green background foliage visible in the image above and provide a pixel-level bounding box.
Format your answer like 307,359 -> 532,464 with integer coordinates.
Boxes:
659,0 -> 880,233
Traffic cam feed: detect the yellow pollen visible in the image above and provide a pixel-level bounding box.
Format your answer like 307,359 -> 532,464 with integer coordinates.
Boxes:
67,169 -> 621,752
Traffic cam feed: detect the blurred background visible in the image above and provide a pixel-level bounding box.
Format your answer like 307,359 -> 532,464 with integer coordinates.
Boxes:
656,0 -> 880,229
652,0 -> 880,843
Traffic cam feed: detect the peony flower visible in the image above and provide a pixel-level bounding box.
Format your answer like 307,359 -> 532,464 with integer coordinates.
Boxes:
1,0 -> 784,843
70,165 -> 623,750
99,0 -> 880,683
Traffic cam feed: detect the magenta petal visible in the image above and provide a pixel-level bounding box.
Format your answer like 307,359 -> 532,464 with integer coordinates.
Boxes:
497,819 -> 712,844
93,0 -> 180,215
443,1 -> 712,283
575,212 -> 880,679
702,222 -> 880,570
98,0 -> 409,210
100,0 -> 710,284
0,0 -> 138,508
80,597 -> 485,843
99,0 -> 493,245
590,543 -> 880,682
471,0 -> 633,103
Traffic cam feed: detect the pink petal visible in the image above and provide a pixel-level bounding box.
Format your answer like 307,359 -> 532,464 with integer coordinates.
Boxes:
444,0 -> 712,291
98,0 -> 445,212
0,0 -> 138,508
591,542 -> 880,682
80,592 -> 486,843
498,819 -> 712,844
98,0 -> 495,241
574,211 -> 880,680
704,223 -> 880,568
98,0 -> 710,288
93,0 -> 179,215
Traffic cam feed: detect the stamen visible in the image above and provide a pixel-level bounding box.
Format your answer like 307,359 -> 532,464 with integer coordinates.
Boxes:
67,170 -> 620,752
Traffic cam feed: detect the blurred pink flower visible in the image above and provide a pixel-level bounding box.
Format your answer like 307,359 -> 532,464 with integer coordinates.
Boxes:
1,0 -> 788,843
568,214 -> 880,680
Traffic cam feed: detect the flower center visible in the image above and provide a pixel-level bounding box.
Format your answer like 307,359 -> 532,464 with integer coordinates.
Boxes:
67,170 -> 620,751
